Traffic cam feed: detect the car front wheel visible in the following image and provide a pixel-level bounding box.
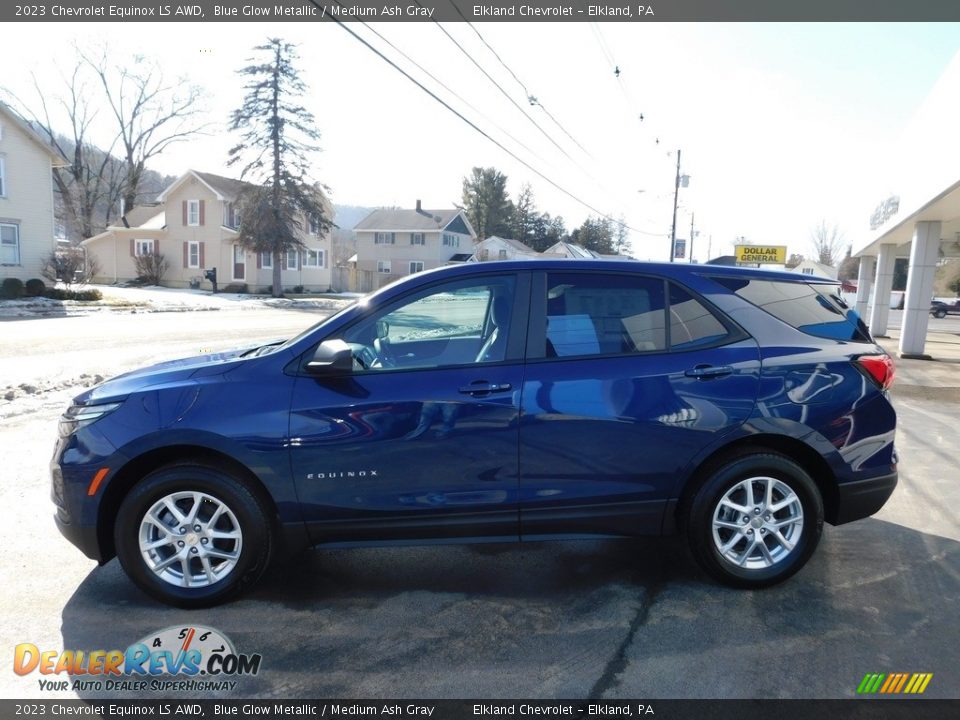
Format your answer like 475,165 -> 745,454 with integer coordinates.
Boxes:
114,463 -> 274,607
933,309 -> 947,319
686,452 -> 823,588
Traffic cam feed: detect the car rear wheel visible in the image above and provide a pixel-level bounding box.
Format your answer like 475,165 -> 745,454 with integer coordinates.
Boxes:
933,309 -> 947,319
114,463 -> 273,607
686,452 -> 823,588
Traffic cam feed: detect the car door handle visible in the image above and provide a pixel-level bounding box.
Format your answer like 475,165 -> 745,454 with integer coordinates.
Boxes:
685,365 -> 734,379
458,381 -> 513,396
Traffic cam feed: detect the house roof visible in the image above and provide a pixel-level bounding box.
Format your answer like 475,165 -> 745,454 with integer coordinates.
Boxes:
355,207 -> 465,232
156,169 -> 253,202
789,259 -> 838,278
122,204 -> 164,228
481,235 -> 537,253
0,102 -> 68,166
545,241 -> 601,259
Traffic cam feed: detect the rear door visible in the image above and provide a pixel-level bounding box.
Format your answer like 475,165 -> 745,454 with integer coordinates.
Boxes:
518,271 -> 761,537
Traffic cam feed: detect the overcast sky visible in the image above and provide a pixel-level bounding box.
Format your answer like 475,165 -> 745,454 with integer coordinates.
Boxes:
2,21 -> 958,261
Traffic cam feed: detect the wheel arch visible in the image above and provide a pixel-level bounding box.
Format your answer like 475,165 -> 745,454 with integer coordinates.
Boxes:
96,445 -> 278,562
675,433 -> 838,531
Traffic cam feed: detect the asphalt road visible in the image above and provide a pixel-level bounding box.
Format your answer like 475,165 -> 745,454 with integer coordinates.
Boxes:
1,308 -> 958,700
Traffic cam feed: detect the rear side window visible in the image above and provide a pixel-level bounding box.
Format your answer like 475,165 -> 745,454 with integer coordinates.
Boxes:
713,277 -> 870,342
539,273 -> 736,358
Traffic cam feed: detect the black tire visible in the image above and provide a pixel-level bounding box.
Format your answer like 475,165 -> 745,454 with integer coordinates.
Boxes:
933,309 -> 947,319
114,463 -> 274,608
686,452 -> 823,588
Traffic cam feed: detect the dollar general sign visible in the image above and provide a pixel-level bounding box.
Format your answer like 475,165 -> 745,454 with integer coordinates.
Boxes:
735,245 -> 787,264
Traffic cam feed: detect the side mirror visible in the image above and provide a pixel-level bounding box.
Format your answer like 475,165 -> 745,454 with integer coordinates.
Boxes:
305,339 -> 354,376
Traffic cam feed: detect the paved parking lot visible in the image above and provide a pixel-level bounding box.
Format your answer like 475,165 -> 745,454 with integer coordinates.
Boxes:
1,304 -> 958,700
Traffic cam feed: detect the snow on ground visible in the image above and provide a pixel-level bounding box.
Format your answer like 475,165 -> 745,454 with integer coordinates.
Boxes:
0,284 -> 357,318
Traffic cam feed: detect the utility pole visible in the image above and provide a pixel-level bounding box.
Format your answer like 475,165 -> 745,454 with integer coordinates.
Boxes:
689,212 -> 695,263
669,149 -> 681,262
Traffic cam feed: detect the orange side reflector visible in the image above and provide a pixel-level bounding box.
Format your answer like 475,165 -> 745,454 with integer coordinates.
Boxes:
87,468 -> 110,496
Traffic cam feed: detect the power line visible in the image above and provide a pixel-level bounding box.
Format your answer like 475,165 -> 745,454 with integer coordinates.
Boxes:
447,1 -> 592,158
322,1 -> 665,239
415,1 -> 578,164
353,22 -> 554,172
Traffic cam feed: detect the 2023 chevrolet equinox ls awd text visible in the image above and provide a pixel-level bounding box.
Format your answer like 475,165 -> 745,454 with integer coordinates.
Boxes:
52,261 -> 898,607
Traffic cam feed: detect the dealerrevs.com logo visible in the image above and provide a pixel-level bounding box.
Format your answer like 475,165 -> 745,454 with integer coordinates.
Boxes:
13,625 -> 261,693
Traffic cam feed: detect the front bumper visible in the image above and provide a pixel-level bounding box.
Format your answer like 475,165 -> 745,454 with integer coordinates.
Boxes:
830,470 -> 898,525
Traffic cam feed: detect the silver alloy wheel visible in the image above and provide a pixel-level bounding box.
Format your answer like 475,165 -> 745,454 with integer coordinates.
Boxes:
138,491 -> 243,588
711,476 -> 804,570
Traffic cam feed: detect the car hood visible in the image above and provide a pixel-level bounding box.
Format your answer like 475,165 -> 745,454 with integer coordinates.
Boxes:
73,346 -> 257,405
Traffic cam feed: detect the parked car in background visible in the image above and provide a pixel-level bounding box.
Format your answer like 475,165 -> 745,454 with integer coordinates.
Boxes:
930,299 -> 960,318
52,261 -> 898,606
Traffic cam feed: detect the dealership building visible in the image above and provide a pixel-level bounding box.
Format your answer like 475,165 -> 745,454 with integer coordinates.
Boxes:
853,51 -> 960,358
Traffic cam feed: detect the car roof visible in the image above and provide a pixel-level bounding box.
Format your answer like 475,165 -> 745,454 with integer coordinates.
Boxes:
418,259 -> 839,285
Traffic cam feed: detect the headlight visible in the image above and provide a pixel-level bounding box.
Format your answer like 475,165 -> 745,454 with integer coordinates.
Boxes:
59,402 -> 122,436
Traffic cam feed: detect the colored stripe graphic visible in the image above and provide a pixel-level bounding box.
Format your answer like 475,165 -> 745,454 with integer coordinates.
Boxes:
857,672 -> 932,694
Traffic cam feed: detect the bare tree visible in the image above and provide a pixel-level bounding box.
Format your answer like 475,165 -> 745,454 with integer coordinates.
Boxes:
42,248 -> 102,287
82,47 -> 209,212
810,220 -> 844,267
133,252 -> 169,285
5,68 -> 126,241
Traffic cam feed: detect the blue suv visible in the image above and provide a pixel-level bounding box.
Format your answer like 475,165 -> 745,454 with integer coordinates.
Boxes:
52,261 -> 897,606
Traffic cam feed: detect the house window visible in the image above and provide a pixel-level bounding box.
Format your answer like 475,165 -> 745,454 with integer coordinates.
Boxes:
260,252 -> 273,269
0,223 -> 19,265
479,249 -> 489,261
135,239 -> 154,257
308,216 -> 322,236
377,260 -> 392,274
303,249 -> 324,268
286,249 -> 299,269
498,249 -> 508,260
801,268 -> 814,275
409,261 -> 424,274
0,157 -> 6,197
410,233 -> 425,246
187,199 -> 200,226
188,241 -> 200,268
442,233 -> 459,247
374,232 -> 396,245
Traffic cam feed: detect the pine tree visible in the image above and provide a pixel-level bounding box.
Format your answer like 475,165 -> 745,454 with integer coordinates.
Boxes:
228,38 -> 332,297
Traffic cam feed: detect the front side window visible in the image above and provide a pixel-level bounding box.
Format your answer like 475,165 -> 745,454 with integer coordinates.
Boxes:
542,273 -> 666,357
135,239 -> 154,257
713,276 -> 869,342
341,276 -> 516,370
187,200 -> 200,226
0,222 -> 19,265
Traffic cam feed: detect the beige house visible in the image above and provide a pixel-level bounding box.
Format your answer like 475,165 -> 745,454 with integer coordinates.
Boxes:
470,235 -> 539,262
84,170 -> 333,292
0,102 -> 66,282
351,201 -> 476,291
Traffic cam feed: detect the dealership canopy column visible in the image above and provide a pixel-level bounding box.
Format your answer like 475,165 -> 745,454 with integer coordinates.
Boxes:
855,255 -> 875,324
899,221 -> 941,357
868,245 -> 896,338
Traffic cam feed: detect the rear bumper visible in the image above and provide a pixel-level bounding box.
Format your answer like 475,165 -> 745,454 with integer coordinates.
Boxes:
829,470 -> 898,525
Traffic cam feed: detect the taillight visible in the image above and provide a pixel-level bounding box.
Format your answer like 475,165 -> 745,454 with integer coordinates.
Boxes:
856,354 -> 895,390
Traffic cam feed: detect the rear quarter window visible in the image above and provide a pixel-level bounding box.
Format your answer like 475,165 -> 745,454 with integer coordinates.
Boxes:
712,277 -> 871,342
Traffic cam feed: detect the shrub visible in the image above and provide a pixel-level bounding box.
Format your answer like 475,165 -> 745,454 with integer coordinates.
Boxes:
42,288 -> 102,301
1,278 -> 25,299
293,285 -> 304,294
133,252 -> 169,285
25,278 -> 46,297
42,248 -> 101,288
223,283 -> 249,294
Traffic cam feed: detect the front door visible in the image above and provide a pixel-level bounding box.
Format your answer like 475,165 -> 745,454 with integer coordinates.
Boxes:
290,273 -> 529,544
232,244 -> 246,281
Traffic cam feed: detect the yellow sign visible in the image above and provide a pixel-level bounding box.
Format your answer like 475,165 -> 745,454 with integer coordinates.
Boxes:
735,245 -> 787,264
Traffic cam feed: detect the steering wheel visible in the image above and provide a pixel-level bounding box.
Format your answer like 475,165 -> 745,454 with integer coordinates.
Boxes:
373,336 -> 397,368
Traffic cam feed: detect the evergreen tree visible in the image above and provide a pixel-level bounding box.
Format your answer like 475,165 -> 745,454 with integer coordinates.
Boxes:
228,38 -> 332,297
461,167 -> 513,239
